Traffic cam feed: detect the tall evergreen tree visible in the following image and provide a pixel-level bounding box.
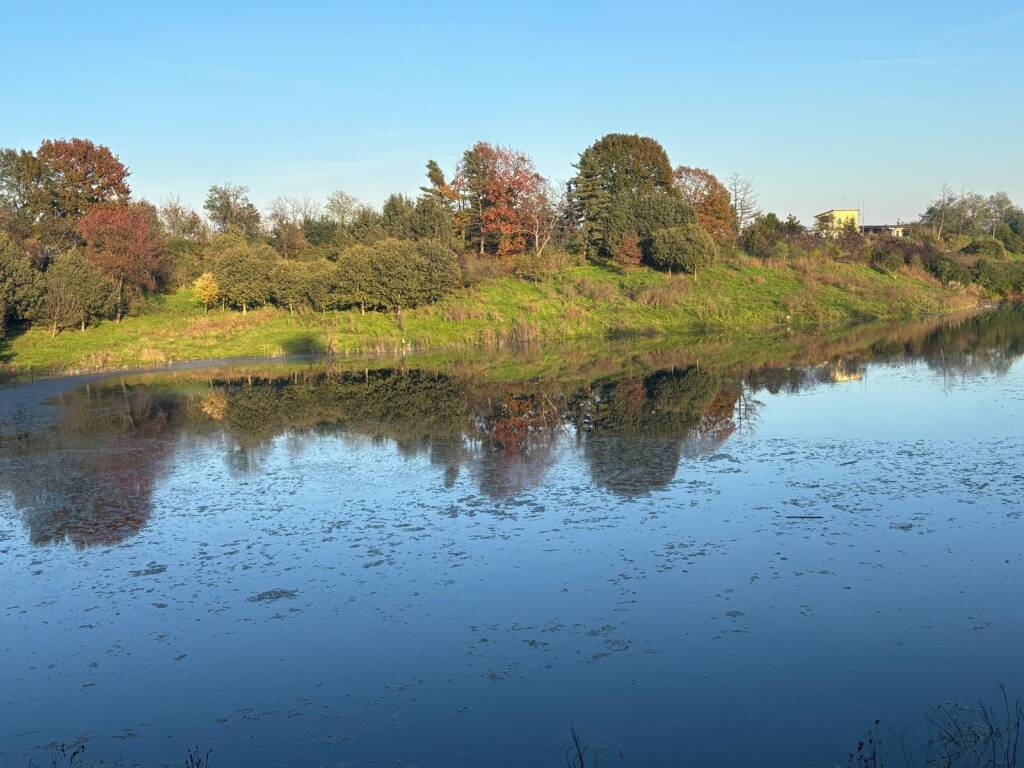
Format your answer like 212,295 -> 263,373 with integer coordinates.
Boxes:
0,232 -> 42,332
570,134 -> 685,258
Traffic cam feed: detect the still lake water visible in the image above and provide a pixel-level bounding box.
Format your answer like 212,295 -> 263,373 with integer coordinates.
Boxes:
1,309 -> 1023,767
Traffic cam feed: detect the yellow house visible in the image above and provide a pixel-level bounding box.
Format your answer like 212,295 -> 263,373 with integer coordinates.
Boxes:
815,209 -> 860,235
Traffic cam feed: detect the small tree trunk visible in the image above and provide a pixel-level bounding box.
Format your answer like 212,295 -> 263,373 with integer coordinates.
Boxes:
478,203 -> 485,256
242,303 -> 247,315
51,322 -> 58,337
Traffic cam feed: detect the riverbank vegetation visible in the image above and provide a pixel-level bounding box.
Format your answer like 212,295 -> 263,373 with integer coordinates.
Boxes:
2,134 -> 1020,374
1,257 -> 982,376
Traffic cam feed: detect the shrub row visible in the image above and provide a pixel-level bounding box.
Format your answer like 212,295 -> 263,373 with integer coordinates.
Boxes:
202,236 -> 461,314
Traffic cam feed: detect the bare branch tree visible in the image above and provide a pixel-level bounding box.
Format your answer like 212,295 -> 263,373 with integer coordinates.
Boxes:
936,183 -> 952,238
325,190 -> 360,226
158,196 -> 208,241
521,179 -> 567,257
726,173 -> 761,237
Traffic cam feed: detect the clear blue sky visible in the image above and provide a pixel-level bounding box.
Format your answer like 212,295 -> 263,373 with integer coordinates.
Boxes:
3,0 -> 1022,225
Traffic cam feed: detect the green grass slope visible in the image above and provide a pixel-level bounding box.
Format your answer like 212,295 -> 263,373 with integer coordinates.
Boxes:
1,257 -> 984,376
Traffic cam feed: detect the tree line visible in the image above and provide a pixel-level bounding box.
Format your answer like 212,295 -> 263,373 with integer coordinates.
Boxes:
3,134 -> 1023,337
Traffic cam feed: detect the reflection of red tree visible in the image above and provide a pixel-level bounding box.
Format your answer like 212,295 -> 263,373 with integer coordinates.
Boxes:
487,396 -> 551,452
473,394 -> 561,498
3,387 -> 181,548
616,379 -> 648,420
59,433 -> 163,547
696,388 -> 739,442
682,386 -> 741,458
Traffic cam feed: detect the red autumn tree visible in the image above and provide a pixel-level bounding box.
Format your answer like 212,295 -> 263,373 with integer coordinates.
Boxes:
76,202 -> 162,319
454,142 -> 547,257
612,233 -> 643,267
37,138 -> 131,219
673,166 -> 734,243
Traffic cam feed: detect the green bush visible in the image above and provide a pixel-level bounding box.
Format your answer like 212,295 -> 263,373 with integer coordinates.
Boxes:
962,237 -> 1006,260
870,248 -> 905,274
331,238 -> 459,312
32,251 -> 116,334
647,220 -> 718,274
994,222 -> 1024,255
415,239 -> 462,303
739,213 -> 784,259
513,248 -> 571,282
371,239 -> 428,310
974,259 -> 1024,294
927,257 -> 972,286
300,261 -> 333,312
332,244 -> 375,312
272,260 -> 313,313
210,236 -> 276,312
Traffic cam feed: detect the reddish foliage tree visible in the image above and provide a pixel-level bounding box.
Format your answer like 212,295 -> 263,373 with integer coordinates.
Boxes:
612,233 -> 643,267
37,138 -> 130,219
673,166 -> 734,243
76,202 -> 162,318
454,142 -> 547,257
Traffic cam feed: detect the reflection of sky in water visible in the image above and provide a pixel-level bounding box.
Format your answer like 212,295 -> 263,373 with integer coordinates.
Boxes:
1,318 -> 1023,767
757,359 -> 1024,441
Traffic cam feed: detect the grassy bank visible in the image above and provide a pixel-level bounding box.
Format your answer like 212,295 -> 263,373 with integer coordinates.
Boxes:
0,256 -> 984,376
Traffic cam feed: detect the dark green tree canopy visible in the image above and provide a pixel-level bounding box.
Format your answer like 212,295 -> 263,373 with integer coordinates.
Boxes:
411,197 -> 456,245
349,206 -> 387,244
382,194 -> 417,240
301,214 -> 346,248
0,149 -> 51,245
0,232 -> 43,331
415,239 -> 462,303
571,134 -> 686,258
32,250 -> 116,334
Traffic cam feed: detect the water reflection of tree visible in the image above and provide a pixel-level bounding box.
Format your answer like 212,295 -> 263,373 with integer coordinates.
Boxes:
0,385 -> 196,547
468,392 -> 565,498
5,304 -> 1023,545
214,370 -> 471,478
917,307 -> 1024,381
575,368 -> 730,497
